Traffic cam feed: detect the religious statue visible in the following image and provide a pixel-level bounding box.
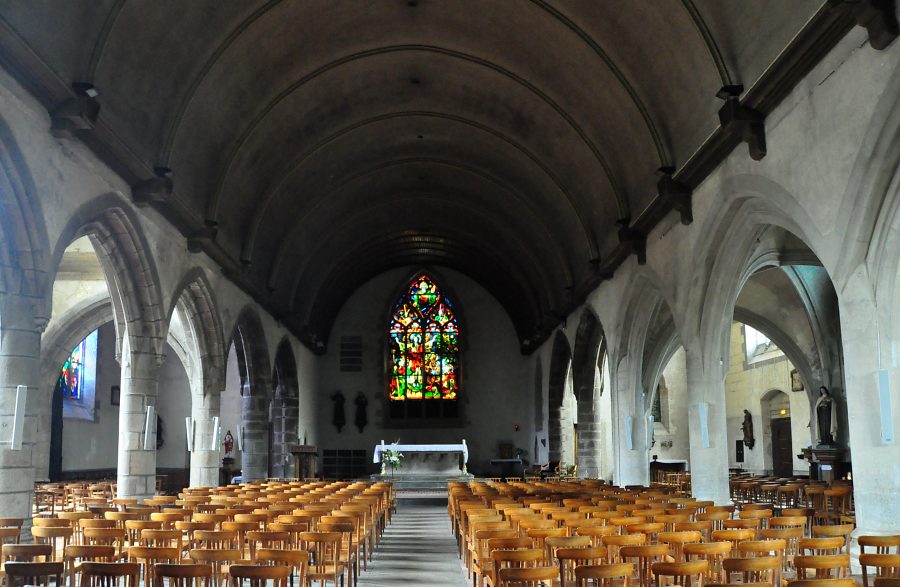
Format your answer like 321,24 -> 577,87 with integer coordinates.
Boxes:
223,430 -> 234,456
741,409 -> 755,450
815,386 -> 838,446
331,390 -> 346,432
354,392 -> 368,433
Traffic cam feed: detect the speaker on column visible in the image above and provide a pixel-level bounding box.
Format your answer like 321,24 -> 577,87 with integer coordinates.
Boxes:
211,416 -> 221,450
143,406 -> 156,451
625,416 -> 634,450
698,402 -> 710,448
10,385 -> 26,450
185,417 -> 194,452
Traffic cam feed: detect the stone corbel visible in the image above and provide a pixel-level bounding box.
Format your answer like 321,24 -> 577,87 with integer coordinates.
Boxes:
717,85 -> 766,161
187,221 -> 218,253
656,167 -> 693,225
829,0 -> 898,50
131,167 -> 173,207
617,218 -> 647,265
50,82 -> 100,138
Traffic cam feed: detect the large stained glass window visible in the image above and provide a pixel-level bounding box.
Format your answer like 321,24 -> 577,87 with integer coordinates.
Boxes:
389,274 -> 459,402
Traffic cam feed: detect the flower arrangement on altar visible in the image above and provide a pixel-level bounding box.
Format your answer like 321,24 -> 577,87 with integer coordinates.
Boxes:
380,440 -> 404,476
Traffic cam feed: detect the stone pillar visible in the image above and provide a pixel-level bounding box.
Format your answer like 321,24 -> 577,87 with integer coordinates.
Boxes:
576,397 -> 602,478
684,348 -> 731,504
612,359 -> 650,486
116,344 -> 162,499
548,401 -> 562,464
838,274 -> 900,571
269,395 -> 298,479
241,393 -> 269,481
0,293 -> 43,535
190,391 -> 221,488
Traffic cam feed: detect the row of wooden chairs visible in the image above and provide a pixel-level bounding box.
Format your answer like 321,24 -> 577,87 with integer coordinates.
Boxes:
450,479 -> 897,587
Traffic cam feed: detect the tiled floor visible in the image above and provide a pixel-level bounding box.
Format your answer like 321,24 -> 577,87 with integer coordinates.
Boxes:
358,498 -> 467,586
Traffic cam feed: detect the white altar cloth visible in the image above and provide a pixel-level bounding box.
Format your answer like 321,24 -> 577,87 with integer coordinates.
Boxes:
373,443 -> 468,464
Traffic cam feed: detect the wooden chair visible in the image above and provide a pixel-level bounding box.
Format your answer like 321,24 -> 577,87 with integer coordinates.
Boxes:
860,536 -> 900,556
557,546 -> 606,586
684,542 -> 731,584
3,561 -> 64,587
810,525 -> 853,555
604,534 -> 647,564
78,562 -> 141,587
787,580 -> 857,587
711,529 -> 754,552
473,529 -> 519,587
63,545 -> 117,584
721,555 -> 779,586
576,525 -> 617,548
189,549 -> 242,587
300,531 -> 344,587
659,532 -> 703,562
798,538 -> 844,556
32,526 -> 73,561
2,543 -> 53,563
574,562 -> 633,587
255,548 -> 308,587
860,554 -> 900,587
229,565 -> 291,587
128,546 -> 179,587
488,549 -> 544,587
497,566 -> 558,586
0,527 -> 20,547
194,531 -> 239,550
84,528 -> 127,559
621,544 -> 670,587
793,555 -> 849,580
651,560 -> 708,587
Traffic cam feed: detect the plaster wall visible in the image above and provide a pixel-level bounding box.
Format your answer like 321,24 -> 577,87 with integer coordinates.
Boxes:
62,323 -> 193,471
318,266 -> 532,476
220,344 -> 243,469
61,321 -> 121,471
653,346 -> 690,463
725,322 -> 811,474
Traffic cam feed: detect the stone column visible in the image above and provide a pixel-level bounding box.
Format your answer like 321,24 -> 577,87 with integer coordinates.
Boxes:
241,393 -> 269,481
190,391 -> 221,488
611,357 -> 649,486
576,397 -> 603,478
547,401 -> 562,465
269,395 -> 298,479
0,293 -> 43,535
116,343 -> 163,499
684,348 -> 731,504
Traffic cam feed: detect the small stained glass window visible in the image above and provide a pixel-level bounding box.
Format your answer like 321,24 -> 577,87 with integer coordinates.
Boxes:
59,329 -> 98,402
389,274 -> 459,401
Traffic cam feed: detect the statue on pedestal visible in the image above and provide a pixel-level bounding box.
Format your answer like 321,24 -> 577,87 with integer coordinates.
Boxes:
815,386 -> 838,446
741,409 -> 755,450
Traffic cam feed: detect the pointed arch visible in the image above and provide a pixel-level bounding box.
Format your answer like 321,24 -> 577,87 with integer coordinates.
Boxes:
229,305 -> 272,481
547,330 -> 572,464
271,338 -> 300,478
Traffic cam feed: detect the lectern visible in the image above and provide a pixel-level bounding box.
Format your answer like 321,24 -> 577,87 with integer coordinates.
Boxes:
289,445 -> 318,479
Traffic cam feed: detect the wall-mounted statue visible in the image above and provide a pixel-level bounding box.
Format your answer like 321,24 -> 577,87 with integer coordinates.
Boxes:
331,390 -> 346,432
354,392 -> 368,433
815,386 -> 838,446
741,409 -> 755,450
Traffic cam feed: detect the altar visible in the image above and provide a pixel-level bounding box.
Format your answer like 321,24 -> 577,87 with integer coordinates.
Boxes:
373,441 -> 469,476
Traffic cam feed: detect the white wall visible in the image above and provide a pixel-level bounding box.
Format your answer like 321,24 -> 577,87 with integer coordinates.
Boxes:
61,324 -> 193,472
156,350 -> 191,469
61,321 -> 121,471
653,346 -> 690,463
220,344 -> 243,469
317,266 -> 532,475
725,322 -> 812,474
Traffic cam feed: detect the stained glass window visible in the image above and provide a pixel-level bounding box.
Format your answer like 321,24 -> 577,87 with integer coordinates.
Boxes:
59,330 -> 98,401
389,274 -> 459,401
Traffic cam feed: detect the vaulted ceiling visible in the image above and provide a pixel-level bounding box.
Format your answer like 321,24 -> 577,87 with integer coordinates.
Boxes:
1,0 -> 857,352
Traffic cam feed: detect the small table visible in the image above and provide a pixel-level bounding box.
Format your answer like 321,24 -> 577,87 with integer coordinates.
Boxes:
289,445 -> 318,479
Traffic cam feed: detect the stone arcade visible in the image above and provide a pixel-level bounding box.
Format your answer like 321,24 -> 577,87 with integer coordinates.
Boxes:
0,0 -> 898,572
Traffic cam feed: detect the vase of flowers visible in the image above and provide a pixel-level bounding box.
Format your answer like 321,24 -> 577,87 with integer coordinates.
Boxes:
381,446 -> 403,477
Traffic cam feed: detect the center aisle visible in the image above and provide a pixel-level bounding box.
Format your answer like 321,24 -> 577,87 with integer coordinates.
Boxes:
358,497 -> 468,586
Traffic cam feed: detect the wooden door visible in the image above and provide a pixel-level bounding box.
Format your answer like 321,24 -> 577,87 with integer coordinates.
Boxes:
771,418 -> 793,477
